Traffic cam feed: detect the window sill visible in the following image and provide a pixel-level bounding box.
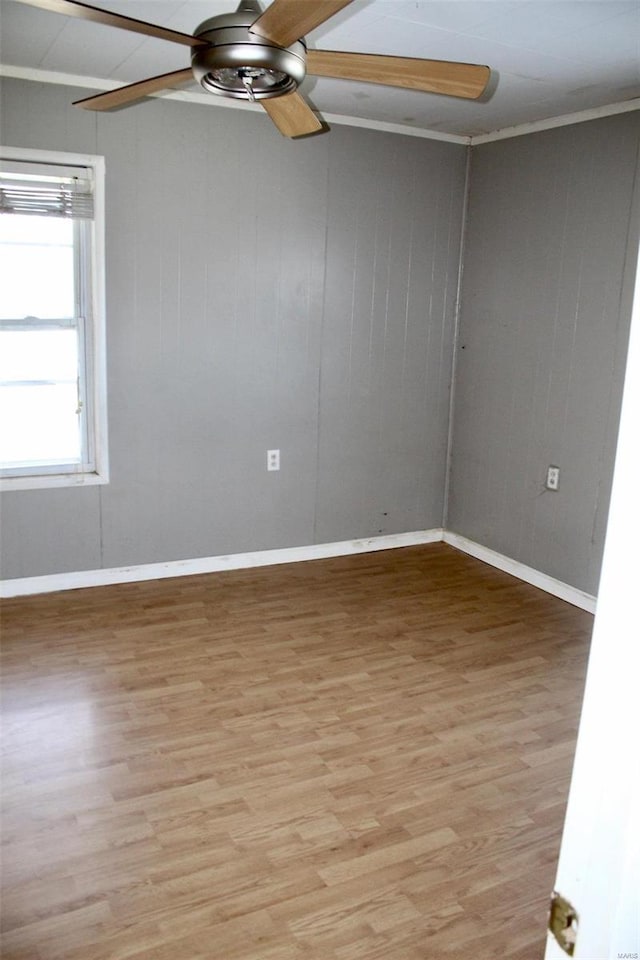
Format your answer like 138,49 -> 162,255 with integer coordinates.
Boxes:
0,470 -> 109,492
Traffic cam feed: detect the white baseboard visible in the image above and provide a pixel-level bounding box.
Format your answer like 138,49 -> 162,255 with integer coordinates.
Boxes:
443,531 -> 597,613
0,529 -> 443,598
1,528 -> 598,611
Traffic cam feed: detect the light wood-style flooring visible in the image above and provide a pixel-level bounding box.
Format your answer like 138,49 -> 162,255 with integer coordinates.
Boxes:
0,544 -> 593,959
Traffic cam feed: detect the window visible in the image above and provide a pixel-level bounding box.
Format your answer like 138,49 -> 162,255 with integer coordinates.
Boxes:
0,147 -> 107,490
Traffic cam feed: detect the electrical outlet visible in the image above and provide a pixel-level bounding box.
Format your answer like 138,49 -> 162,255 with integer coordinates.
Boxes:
267,449 -> 280,471
546,465 -> 560,491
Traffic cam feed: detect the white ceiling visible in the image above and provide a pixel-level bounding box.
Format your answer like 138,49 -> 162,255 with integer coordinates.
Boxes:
1,0 -> 639,138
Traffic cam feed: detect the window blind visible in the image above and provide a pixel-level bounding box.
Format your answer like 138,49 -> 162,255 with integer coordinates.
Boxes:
0,160 -> 94,220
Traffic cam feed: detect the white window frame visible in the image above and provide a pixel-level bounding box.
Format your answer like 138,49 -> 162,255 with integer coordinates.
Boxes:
0,146 -> 108,491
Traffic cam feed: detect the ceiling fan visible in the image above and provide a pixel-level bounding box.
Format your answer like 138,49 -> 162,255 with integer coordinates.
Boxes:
18,0 -> 491,137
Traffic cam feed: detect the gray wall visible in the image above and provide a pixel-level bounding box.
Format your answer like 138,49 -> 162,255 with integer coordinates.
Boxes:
448,113 -> 640,595
2,81 -> 638,594
0,79 -> 466,578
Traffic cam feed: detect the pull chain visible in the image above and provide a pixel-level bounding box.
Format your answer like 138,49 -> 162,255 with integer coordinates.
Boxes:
241,74 -> 256,102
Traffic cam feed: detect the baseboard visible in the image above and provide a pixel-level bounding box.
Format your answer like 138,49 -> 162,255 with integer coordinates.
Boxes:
443,531 -> 597,613
1,529 -> 598,611
0,529 -> 444,598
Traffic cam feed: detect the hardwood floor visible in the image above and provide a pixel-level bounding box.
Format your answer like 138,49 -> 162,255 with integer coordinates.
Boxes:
0,544 -> 593,960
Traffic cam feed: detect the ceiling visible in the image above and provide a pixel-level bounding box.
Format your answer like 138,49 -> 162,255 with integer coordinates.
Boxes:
1,0 -> 639,138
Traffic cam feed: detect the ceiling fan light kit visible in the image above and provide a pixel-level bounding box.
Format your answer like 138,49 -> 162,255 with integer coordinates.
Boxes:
191,7 -> 307,102
15,0 -> 492,137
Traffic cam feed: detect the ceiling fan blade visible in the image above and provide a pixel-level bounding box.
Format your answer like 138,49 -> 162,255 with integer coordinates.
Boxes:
307,50 -> 491,100
16,0 -> 207,47
250,0 -> 354,48
73,69 -> 194,111
260,92 -> 322,138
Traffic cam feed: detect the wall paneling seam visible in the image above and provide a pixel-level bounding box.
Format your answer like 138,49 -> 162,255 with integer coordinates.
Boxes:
442,144 -> 472,529
311,144 -> 332,546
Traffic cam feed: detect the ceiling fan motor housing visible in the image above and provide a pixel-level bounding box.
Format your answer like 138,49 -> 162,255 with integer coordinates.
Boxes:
192,8 -> 307,101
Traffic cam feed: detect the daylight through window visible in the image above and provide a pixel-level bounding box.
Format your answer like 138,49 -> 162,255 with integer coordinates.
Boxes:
0,150 -> 107,489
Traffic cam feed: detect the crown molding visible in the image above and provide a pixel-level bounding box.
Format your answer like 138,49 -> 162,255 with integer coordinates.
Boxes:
2,65 -> 637,151
470,98 -> 640,145
0,65 -> 469,144
4,64 -> 636,147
